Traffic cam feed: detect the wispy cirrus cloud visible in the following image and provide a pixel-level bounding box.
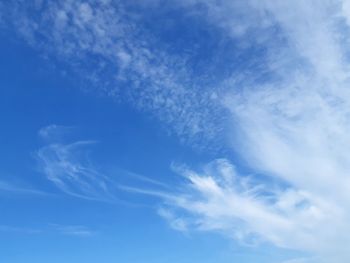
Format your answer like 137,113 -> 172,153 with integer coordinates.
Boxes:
36,124 -> 168,202
153,1 -> 350,262
0,225 -> 42,235
158,160 -> 341,261
0,180 -> 49,196
38,124 -> 74,142
37,140 -> 114,201
36,124 -> 113,201
1,0 -> 226,146
0,224 -> 95,237
49,224 -> 96,237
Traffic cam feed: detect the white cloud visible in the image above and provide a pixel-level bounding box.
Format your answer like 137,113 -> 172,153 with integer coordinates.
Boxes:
36,125 -> 114,201
1,0 -> 225,145
155,1 -> 350,262
0,224 -> 95,237
38,124 -> 74,142
0,225 -> 41,234
49,224 -> 95,237
37,139 -> 116,201
0,180 -> 49,196
159,160 -> 347,261
36,124 -> 169,203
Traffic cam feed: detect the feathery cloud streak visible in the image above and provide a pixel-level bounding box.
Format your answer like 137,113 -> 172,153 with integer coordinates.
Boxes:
36,124 -> 169,203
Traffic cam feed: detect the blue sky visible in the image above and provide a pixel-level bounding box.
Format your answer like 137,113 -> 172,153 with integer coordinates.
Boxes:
2,1 -> 350,262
